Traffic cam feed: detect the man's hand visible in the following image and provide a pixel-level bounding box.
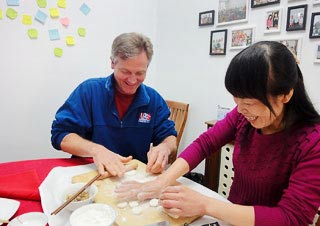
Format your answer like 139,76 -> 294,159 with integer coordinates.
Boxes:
146,143 -> 171,174
92,144 -> 132,177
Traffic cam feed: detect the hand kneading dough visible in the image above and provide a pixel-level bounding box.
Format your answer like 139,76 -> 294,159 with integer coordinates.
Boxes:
149,198 -> 159,207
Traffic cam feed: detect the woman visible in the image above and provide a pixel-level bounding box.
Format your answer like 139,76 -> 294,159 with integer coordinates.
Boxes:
116,41 -> 320,226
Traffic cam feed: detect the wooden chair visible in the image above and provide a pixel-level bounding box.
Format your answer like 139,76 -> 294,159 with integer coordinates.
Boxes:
166,100 -> 189,163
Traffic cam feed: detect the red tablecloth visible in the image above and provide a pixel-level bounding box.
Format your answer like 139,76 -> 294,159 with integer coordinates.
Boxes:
0,157 -> 93,224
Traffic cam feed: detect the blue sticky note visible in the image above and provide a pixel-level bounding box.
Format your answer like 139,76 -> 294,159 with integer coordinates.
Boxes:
35,10 -> 47,24
48,29 -> 60,41
6,0 -> 20,6
79,3 -> 90,16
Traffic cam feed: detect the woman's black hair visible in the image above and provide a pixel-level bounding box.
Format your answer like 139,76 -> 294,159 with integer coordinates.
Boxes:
225,41 -> 320,130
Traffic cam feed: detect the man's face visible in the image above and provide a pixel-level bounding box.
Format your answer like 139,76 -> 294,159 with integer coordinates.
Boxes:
111,51 -> 149,95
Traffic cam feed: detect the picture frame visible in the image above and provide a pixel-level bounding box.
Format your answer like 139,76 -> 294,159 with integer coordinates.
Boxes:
264,8 -> 282,33
230,26 -> 255,50
286,4 -> 308,31
273,37 -> 302,60
199,10 -> 215,26
251,0 -> 280,8
217,0 -> 249,26
210,29 -> 228,55
309,12 -> 320,39
314,43 -> 320,63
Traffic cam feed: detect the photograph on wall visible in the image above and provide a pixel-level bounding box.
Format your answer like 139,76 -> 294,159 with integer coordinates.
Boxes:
286,4 -> 308,31
251,0 -> 280,8
315,43 -> 320,63
264,8 -> 282,33
199,10 -> 215,26
230,26 -> 255,49
309,12 -> 320,39
217,0 -> 248,26
274,37 -> 302,61
210,29 -> 228,55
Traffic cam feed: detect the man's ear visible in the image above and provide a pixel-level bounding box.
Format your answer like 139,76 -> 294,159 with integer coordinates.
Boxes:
110,57 -> 115,69
283,89 -> 294,103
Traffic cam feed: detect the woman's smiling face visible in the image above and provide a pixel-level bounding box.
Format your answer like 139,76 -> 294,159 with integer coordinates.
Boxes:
233,92 -> 292,134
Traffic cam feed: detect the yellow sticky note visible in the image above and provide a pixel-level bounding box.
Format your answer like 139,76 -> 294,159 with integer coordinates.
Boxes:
50,8 -> 59,18
54,48 -> 63,57
27,29 -> 38,39
57,0 -> 66,8
77,27 -> 86,37
37,0 -> 47,8
66,36 -> 75,46
22,14 -> 32,25
6,8 -> 18,20
0,9 -> 3,19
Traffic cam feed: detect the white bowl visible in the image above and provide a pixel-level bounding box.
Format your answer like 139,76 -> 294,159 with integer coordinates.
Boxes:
56,182 -> 98,212
8,212 -> 47,226
69,203 -> 116,226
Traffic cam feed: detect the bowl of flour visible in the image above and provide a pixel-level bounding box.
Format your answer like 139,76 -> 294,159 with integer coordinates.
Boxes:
69,203 -> 116,226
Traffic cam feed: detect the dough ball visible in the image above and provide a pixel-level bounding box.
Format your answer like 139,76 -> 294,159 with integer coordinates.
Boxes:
132,206 -> 142,215
117,201 -> 128,209
129,201 -> 139,208
149,198 -> 159,207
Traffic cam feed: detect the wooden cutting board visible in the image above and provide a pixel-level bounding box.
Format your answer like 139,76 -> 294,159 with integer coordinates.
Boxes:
72,159 -> 199,226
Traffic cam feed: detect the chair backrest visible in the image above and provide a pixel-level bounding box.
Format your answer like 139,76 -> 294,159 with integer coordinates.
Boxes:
166,100 -> 189,149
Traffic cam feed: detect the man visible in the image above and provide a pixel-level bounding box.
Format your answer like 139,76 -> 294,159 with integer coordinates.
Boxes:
51,32 -> 177,177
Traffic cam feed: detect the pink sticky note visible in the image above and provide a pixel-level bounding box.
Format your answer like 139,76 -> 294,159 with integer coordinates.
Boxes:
60,17 -> 69,27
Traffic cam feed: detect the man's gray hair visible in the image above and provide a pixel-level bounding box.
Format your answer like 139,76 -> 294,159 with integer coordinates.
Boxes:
111,32 -> 153,63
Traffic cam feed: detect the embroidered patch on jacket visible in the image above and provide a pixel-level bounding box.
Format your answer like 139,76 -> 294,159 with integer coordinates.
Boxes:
138,112 -> 151,123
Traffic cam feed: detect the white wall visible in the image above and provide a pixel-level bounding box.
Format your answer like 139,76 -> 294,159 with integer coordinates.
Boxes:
0,0 -> 158,162
155,0 -> 320,174
0,0 -> 319,176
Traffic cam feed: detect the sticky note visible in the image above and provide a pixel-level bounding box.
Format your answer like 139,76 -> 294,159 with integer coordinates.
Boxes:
35,10 -> 47,24
36,0 -> 47,8
28,29 -> 38,39
7,0 -> 20,6
57,0 -> 66,8
49,29 -> 60,40
50,8 -> 59,18
77,27 -> 86,37
6,8 -> 18,20
79,3 -> 90,15
0,9 -> 3,19
54,48 -> 63,57
66,36 -> 75,46
60,17 -> 69,27
22,14 -> 32,25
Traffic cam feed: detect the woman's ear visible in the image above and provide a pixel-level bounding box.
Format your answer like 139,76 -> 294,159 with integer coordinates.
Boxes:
283,89 -> 294,103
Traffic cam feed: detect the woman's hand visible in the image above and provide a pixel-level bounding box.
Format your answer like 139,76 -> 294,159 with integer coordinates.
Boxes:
159,185 -> 207,218
115,177 -> 167,201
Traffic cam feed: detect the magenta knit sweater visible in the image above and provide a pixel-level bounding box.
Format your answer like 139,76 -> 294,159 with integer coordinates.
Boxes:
179,107 -> 320,226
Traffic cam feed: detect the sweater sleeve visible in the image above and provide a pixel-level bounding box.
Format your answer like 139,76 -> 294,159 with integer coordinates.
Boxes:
51,82 -> 93,150
179,107 -> 238,171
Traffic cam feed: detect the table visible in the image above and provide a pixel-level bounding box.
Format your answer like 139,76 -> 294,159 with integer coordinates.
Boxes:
0,157 -> 93,225
0,157 -> 230,226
